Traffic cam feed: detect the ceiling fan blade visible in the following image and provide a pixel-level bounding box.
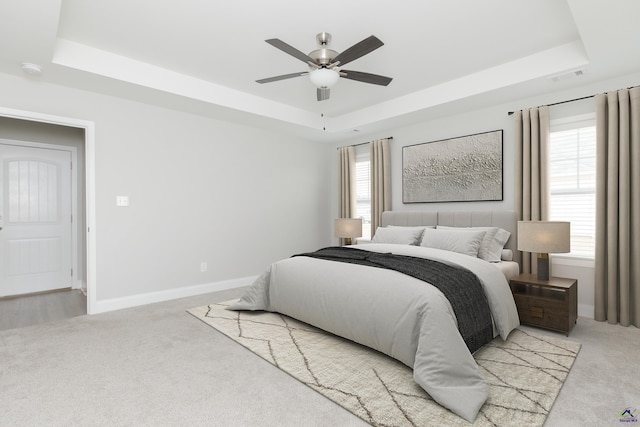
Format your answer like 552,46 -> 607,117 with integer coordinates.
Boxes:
265,38 -> 315,64
340,70 -> 393,86
256,72 -> 308,84
332,35 -> 384,66
317,87 -> 330,101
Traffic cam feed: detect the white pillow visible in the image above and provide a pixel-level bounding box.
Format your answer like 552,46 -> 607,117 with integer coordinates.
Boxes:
437,226 -> 511,262
501,249 -> 514,261
372,226 -> 425,245
420,228 -> 486,257
388,225 -> 434,245
389,225 -> 435,229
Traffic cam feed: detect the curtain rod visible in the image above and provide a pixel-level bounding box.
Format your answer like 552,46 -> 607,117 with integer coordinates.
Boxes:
337,136 -> 393,150
507,84 -> 639,116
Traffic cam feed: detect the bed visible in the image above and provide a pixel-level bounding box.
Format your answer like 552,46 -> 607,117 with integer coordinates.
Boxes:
228,210 -> 521,422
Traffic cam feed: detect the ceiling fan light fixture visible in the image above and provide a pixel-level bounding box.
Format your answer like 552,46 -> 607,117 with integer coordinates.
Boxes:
258,33 -> 390,101
309,68 -> 340,88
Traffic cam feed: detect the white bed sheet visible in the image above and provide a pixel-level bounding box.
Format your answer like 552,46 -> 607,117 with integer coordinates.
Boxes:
493,260 -> 520,281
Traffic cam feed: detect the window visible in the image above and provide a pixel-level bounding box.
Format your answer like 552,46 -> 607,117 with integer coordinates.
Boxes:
549,115 -> 596,258
355,148 -> 371,239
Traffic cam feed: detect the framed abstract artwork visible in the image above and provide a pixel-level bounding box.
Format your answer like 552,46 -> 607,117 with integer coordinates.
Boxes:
402,130 -> 503,203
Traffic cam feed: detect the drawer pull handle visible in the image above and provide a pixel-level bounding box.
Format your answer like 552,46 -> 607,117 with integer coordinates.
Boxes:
531,306 -> 544,318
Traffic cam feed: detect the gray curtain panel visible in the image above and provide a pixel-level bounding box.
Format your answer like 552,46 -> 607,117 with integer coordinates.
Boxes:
594,87 -> 640,327
514,107 -> 550,275
338,146 -> 356,245
371,138 -> 391,236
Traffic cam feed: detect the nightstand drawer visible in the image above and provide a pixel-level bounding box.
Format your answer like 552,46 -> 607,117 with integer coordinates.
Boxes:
514,295 -> 566,314
514,295 -> 569,331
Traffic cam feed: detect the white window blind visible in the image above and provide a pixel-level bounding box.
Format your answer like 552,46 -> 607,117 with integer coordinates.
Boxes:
355,149 -> 371,239
549,116 -> 596,258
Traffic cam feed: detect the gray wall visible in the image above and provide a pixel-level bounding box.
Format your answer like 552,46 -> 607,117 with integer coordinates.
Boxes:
0,73 -> 331,304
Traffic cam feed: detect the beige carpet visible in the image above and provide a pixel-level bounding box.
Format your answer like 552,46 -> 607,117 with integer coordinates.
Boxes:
189,301 -> 581,427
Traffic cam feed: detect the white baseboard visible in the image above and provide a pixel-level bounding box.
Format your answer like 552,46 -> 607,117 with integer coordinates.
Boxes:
578,303 -> 595,319
92,276 -> 256,314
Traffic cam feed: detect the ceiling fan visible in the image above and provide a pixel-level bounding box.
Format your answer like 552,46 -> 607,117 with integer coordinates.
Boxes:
256,32 -> 393,101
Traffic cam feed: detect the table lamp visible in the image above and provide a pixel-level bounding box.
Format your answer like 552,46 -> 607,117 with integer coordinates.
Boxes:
334,218 -> 363,246
517,221 -> 570,281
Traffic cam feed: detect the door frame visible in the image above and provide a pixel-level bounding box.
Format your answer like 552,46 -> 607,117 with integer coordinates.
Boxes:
0,107 -> 97,314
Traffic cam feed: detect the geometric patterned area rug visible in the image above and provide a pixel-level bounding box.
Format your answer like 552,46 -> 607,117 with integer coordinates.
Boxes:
188,301 -> 581,427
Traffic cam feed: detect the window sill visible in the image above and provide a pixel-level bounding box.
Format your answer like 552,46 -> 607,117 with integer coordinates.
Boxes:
551,255 -> 594,268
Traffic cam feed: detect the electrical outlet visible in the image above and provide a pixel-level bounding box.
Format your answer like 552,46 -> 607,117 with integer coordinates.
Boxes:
116,196 -> 129,207
200,262 -> 207,272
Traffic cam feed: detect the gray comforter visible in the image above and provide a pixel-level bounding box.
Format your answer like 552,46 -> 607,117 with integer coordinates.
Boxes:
227,243 -> 520,422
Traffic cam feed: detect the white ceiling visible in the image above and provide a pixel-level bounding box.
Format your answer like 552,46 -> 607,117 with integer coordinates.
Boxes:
1,0 -> 639,141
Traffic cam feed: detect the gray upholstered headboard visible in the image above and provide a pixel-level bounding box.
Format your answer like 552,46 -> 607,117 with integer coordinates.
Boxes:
380,211 -> 520,266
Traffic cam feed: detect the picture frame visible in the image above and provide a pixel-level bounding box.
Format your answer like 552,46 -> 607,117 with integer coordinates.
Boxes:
402,130 -> 503,203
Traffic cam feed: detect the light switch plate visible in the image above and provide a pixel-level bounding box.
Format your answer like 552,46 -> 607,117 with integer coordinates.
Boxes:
116,196 -> 129,207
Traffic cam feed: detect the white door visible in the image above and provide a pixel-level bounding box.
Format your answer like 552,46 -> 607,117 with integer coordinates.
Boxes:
0,142 -> 72,297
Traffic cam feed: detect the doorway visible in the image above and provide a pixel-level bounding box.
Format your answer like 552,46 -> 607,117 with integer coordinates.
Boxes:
0,110 -> 95,317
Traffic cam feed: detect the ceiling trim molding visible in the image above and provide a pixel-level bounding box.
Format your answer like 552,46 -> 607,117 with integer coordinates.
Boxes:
52,38 -> 323,130
51,38 -> 589,135
328,40 -> 590,133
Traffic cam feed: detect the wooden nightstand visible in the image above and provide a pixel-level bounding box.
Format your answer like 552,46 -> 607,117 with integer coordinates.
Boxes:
509,273 -> 577,336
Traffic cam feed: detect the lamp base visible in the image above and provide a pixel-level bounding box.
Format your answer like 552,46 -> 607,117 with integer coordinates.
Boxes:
536,253 -> 550,281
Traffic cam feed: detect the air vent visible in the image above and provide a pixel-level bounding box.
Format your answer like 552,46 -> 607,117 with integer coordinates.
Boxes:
21,62 -> 42,75
548,69 -> 586,83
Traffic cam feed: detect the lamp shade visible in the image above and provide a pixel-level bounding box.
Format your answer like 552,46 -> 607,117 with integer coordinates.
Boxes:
309,68 -> 340,88
334,218 -> 363,238
517,221 -> 570,254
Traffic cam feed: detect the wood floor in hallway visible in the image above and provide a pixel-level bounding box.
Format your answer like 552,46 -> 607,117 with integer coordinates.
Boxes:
0,289 -> 86,331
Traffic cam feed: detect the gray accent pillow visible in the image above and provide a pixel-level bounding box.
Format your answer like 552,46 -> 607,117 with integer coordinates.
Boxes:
372,226 -> 425,245
420,228 -> 486,257
437,226 -> 511,262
